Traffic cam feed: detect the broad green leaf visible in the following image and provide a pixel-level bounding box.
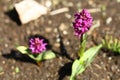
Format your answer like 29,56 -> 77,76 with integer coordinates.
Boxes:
17,46 -> 29,54
70,44 -> 102,80
70,59 -> 85,80
17,46 -> 56,61
79,44 -> 102,70
27,50 -> 56,61
42,50 -> 56,60
28,53 -> 43,61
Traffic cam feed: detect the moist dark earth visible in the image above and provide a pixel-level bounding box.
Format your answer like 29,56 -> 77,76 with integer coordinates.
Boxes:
0,0 -> 120,80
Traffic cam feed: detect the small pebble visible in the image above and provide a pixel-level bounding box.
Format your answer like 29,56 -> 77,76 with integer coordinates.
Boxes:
59,23 -> 67,31
56,34 -> 59,38
53,28 -> 58,33
56,38 -> 60,42
117,69 -> 120,72
103,53 -> 106,58
65,13 -> 71,19
67,2 -> 73,7
63,39 -> 70,46
94,64 -> 102,69
108,57 -> 112,60
88,0 -> 96,7
111,65 -> 118,72
5,44 -> 8,48
12,72 -> 16,75
102,12 -> 107,17
46,73 -> 50,78
106,17 -> 112,25
11,66 -> 15,69
2,61 -> 5,64
48,20 -> 52,24
45,27 -> 52,33
54,43 -> 60,48
26,30 -> 31,35
66,41 -> 70,45
5,19 -> 10,24
59,56 -> 63,60
107,75 -> 111,80
93,72 -> 99,77
63,30 -> 68,35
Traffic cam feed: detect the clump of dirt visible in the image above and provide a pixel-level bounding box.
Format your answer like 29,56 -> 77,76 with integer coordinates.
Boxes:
0,0 -> 120,80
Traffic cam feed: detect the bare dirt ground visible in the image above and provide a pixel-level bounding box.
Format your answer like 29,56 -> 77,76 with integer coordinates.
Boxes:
0,0 -> 120,80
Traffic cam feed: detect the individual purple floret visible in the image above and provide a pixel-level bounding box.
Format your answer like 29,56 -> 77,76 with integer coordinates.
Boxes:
73,9 -> 93,38
29,37 -> 47,53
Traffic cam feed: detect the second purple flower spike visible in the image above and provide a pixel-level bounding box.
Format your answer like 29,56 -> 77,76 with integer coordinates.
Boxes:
29,37 -> 47,54
73,9 -> 93,38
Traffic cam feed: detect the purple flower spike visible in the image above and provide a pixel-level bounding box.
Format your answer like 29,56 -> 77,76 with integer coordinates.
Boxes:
73,9 -> 93,38
29,37 -> 47,54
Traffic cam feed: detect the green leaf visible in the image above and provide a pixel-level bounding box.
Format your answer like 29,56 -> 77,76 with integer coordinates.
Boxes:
70,76 -> 75,80
16,46 -> 29,54
102,36 -> 120,54
27,50 -> 56,61
113,39 -> 118,51
28,53 -> 43,61
17,46 -> 56,61
42,50 -> 56,60
79,44 -> 102,69
70,59 -> 85,80
70,45 -> 102,80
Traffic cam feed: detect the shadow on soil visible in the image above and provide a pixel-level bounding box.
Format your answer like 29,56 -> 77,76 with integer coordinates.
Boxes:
102,49 -> 120,57
58,62 -> 72,80
5,8 -> 21,25
58,29 -> 74,61
58,29 -> 74,80
2,49 -> 36,64
92,36 -> 120,57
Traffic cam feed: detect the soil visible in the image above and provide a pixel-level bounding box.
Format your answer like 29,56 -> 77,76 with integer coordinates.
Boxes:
0,0 -> 120,80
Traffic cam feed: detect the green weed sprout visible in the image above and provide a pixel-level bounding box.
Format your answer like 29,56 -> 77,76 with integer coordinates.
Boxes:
102,35 -> 120,53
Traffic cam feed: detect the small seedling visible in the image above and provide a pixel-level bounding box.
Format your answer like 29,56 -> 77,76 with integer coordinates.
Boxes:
102,35 -> 120,54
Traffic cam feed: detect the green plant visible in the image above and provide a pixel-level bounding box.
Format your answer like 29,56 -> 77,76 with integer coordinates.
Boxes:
17,37 -> 56,63
102,35 -> 120,53
70,9 -> 102,80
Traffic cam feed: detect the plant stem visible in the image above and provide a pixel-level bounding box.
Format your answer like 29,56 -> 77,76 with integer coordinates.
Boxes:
79,34 -> 87,57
